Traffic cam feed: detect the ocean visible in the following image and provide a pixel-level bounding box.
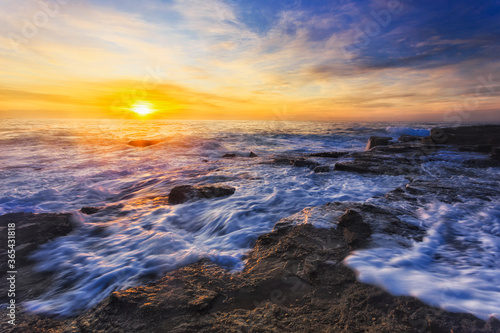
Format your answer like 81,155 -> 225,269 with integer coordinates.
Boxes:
1,119 -> 498,319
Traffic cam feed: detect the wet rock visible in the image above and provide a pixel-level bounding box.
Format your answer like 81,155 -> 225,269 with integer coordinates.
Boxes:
168,184 -> 236,204
128,139 -> 161,147
249,151 -> 258,158
80,207 -> 100,215
458,145 -> 493,154
222,153 -> 237,158
365,136 -> 392,150
430,125 -> 500,146
313,165 -> 330,173
0,213 -> 77,303
337,209 -> 372,247
293,159 -> 320,168
398,135 -> 424,143
491,147 -> 500,159
309,152 -> 349,158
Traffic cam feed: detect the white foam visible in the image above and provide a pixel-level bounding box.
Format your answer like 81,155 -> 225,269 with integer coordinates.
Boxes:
345,200 -> 500,320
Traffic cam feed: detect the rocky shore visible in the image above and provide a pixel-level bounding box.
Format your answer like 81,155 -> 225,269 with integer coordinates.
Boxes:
2,125 -> 500,332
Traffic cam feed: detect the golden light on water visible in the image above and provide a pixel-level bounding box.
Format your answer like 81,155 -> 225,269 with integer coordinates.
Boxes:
131,102 -> 155,116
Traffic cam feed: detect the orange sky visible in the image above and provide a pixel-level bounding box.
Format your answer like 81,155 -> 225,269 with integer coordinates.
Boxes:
0,0 -> 498,121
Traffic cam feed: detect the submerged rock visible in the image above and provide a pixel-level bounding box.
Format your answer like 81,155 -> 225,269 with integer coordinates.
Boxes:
128,139 -> 161,147
222,153 -> 237,158
365,136 -> 392,150
249,151 -> 258,158
168,184 -> 236,204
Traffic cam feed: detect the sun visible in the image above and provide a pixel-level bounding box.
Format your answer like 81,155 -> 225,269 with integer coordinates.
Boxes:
131,101 -> 155,116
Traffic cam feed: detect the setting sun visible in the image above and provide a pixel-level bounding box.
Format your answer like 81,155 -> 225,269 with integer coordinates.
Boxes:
131,102 -> 154,116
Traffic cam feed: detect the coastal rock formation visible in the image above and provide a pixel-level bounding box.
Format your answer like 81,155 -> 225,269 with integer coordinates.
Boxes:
430,125 -> 500,146
9,204 -> 499,332
128,139 -> 161,147
0,213 -> 77,304
365,136 -> 392,150
168,184 -> 236,204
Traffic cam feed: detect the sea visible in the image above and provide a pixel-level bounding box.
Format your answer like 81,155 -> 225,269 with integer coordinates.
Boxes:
0,119 -> 499,319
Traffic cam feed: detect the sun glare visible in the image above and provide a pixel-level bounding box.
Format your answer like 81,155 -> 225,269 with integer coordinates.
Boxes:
131,102 -> 154,116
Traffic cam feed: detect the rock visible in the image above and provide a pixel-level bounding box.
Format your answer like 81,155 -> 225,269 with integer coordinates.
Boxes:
0,213 -> 77,304
293,159 -> 320,168
398,135 -> 423,143
222,153 -> 237,158
337,209 -> 372,247
249,151 -> 258,158
365,136 -> 392,150
80,207 -> 100,215
168,184 -> 236,204
128,139 -> 161,147
491,147 -> 500,159
458,145 -> 493,153
430,125 -> 500,146
313,165 -> 330,173
309,152 -> 349,158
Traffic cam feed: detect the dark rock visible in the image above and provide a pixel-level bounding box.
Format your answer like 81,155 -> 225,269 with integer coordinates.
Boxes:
249,151 -> 258,158
168,184 -> 236,204
293,159 -> 320,168
398,135 -> 423,143
309,152 -> 349,158
80,207 -> 100,215
202,159 -> 209,162
313,165 -> 330,173
0,213 -> 77,303
491,147 -> 500,159
365,136 -> 392,150
458,145 -> 493,154
128,139 -> 161,147
430,125 -> 500,146
222,153 -> 237,158
337,209 -> 372,247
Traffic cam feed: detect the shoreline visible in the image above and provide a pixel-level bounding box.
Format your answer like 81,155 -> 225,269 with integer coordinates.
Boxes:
2,125 -> 500,332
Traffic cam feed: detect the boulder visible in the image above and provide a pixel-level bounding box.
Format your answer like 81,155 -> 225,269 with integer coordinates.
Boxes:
337,209 -> 372,247
128,139 -> 161,147
249,151 -> 258,158
222,153 -> 237,158
168,184 -> 236,204
313,165 -> 330,173
365,136 -> 392,150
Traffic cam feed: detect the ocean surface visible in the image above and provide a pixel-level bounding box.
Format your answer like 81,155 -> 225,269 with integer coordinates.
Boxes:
0,119 -> 498,319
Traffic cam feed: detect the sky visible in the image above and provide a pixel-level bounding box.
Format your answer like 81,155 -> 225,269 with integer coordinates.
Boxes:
0,0 -> 499,121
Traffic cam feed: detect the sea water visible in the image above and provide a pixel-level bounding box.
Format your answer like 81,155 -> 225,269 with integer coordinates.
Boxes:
1,119 -> 498,319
